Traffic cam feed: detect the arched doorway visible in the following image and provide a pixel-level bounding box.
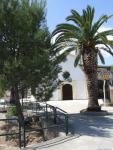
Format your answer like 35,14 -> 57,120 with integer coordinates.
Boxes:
62,84 -> 73,100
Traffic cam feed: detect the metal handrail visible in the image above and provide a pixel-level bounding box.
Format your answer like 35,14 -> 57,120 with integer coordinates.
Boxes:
0,101 -> 69,148
45,103 -> 69,135
23,102 -> 69,148
45,103 -> 68,114
56,107 -> 68,114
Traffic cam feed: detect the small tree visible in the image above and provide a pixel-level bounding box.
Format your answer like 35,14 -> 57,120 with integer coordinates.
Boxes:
0,0 -> 51,123
0,0 -> 61,123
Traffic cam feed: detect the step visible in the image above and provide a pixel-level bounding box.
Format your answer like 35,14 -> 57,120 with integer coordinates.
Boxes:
21,134 -> 79,150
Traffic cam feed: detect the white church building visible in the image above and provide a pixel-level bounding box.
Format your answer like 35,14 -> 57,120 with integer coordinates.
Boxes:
50,53 -> 113,105
51,54 -> 88,101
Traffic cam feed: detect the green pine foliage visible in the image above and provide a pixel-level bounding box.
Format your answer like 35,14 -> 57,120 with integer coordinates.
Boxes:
0,0 -> 61,102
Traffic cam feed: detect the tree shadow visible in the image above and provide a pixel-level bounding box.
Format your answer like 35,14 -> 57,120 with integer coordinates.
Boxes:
68,113 -> 113,138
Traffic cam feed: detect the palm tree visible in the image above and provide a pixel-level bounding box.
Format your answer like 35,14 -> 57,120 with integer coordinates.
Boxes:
52,5 -> 113,111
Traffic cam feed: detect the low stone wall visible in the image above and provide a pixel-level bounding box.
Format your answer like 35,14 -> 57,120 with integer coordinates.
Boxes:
40,117 -> 59,141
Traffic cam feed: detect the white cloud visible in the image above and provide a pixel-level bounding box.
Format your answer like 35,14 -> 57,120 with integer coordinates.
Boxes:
98,26 -> 112,32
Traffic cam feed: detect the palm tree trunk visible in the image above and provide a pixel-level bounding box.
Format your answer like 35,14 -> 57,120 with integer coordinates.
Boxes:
83,49 -> 101,111
86,73 -> 101,111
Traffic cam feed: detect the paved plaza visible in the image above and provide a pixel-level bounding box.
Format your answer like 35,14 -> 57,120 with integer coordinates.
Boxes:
24,100 -> 113,150
1,100 -> 113,150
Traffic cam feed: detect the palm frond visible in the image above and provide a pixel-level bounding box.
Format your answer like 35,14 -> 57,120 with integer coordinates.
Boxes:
66,9 -> 82,27
98,50 -> 105,64
51,5 -> 113,69
56,23 -> 80,32
52,23 -> 81,39
82,5 -> 94,30
99,46 -> 113,56
56,47 -> 76,63
54,32 -> 76,43
52,41 -> 76,54
95,33 -> 113,51
95,30 -> 113,42
74,52 -> 82,67
98,29 -> 113,36
91,15 -> 111,35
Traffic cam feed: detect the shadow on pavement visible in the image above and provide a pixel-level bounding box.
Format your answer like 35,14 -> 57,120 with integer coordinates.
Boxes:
68,113 -> 113,138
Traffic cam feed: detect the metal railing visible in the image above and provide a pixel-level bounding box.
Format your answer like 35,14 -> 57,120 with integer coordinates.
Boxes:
45,103 -> 69,135
0,102 -> 69,148
0,118 -> 21,148
22,102 -> 69,148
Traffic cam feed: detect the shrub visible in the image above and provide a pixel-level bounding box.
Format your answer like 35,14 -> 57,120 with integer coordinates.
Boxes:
7,105 -> 17,116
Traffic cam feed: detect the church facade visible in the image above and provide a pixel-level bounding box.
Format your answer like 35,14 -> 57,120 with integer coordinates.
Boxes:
50,54 -> 113,103
50,54 -> 88,101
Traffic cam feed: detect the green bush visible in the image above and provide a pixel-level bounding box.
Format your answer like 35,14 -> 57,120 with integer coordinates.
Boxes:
7,105 -> 18,116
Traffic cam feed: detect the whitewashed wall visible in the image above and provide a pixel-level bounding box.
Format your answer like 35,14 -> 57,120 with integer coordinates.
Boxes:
50,54 -> 88,101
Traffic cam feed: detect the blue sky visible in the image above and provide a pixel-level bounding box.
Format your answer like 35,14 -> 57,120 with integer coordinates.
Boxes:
47,0 -> 113,66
